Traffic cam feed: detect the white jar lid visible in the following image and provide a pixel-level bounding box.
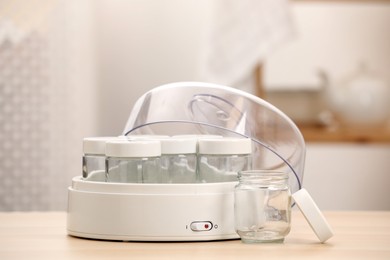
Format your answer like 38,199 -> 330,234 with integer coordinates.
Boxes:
198,137 -> 252,155
292,188 -> 334,243
83,137 -> 118,155
160,137 -> 197,154
105,140 -> 161,158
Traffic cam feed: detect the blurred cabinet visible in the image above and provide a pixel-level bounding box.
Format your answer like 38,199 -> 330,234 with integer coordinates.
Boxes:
298,124 -> 390,143
304,143 -> 390,210
259,1 -> 390,143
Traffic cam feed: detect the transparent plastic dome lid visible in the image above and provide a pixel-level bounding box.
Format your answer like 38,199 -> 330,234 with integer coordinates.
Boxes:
123,82 -> 305,193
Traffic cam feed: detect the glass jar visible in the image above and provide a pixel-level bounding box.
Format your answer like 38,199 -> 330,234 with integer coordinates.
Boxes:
159,137 -> 198,183
105,140 -> 161,183
198,137 -> 252,183
234,170 -> 291,243
82,137 -> 117,182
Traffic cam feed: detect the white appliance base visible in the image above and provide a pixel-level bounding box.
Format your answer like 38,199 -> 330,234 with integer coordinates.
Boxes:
67,176 -> 239,241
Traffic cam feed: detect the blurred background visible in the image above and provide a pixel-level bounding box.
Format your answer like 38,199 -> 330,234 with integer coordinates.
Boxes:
0,0 -> 389,211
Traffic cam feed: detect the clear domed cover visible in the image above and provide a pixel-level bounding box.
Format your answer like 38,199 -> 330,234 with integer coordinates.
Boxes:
123,82 -> 305,193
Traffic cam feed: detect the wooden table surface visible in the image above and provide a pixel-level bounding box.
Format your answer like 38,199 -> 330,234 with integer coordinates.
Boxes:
0,211 -> 389,260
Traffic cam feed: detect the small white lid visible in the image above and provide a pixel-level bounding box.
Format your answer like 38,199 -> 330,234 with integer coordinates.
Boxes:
198,137 -> 252,155
105,140 -> 161,158
292,188 -> 334,243
160,137 -> 197,154
83,137 -> 118,155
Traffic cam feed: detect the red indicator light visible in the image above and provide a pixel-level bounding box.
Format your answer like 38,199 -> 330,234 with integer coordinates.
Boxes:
204,224 -> 209,229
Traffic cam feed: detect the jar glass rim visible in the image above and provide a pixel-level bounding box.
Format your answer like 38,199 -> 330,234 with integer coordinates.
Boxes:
238,170 -> 288,179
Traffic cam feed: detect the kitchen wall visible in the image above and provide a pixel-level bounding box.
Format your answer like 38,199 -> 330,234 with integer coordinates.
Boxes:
95,0 -> 212,135
93,0 -> 390,133
263,1 -> 390,210
264,1 -> 390,89
94,0 -> 390,210
1,0 -> 389,211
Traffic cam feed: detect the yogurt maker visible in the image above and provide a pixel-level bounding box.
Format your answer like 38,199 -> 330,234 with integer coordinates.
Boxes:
67,82 -> 306,241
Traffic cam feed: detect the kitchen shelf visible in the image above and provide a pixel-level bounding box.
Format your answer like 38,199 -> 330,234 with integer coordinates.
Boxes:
297,124 -> 390,143
253,65 -> 390,144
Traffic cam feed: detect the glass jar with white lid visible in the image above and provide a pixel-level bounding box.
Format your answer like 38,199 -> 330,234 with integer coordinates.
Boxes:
197,137 -> 252,183
82,137 -> 118,182
159,137 -> 198,183
105,140 -> 161,183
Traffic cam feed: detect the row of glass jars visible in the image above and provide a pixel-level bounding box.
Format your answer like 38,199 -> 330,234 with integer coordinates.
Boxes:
82,135 -> 253,183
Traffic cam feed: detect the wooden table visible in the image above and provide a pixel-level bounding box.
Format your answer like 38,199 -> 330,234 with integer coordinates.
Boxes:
0,211 -> 389,259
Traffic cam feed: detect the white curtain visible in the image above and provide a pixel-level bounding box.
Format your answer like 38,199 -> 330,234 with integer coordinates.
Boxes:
200,0 -> 293,93
0,0 -> 98,211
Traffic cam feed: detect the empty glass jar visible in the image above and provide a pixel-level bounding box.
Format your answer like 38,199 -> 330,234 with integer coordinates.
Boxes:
234,170 -> 291,243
